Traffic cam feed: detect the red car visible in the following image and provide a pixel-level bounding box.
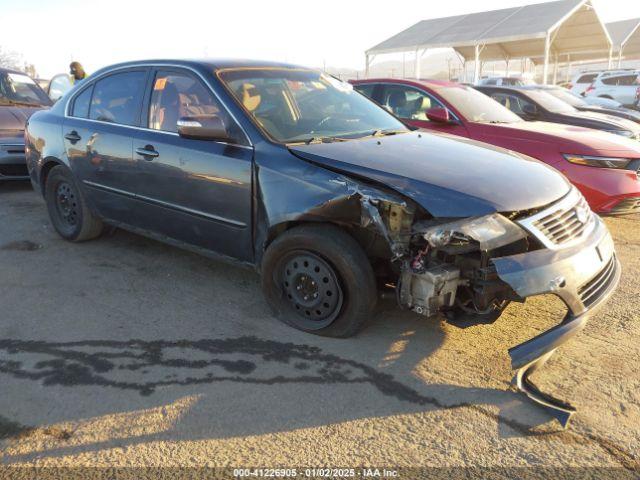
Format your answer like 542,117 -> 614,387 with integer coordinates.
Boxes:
351,78 -> 640,215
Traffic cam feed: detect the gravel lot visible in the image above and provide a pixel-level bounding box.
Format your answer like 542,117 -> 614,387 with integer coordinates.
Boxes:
0,182 -> 638,476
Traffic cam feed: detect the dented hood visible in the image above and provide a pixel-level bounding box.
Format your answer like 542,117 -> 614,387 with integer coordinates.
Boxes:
289,131 -> 570,217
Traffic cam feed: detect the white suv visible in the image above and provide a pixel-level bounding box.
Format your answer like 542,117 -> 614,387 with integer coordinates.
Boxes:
584,71 -> 640,108
569,72 -> 599,95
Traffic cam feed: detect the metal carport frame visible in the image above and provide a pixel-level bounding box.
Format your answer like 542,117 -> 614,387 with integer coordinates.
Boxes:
365,0 -> 612,84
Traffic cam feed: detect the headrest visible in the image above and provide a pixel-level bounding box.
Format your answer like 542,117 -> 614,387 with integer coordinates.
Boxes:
387,91 -> 407,109
241,83 -> 261,112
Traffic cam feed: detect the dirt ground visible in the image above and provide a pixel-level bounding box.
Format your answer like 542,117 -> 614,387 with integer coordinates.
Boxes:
0,182 -> 638,478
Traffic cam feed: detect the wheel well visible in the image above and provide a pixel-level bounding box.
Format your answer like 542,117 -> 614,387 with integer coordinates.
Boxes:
263,220 -> 385,265
39,159 -> 63,195
599,95 -> 614,99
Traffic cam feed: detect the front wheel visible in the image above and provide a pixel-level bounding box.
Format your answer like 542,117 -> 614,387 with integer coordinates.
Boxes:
261,224 -> 377,338
44,165 -> 103,242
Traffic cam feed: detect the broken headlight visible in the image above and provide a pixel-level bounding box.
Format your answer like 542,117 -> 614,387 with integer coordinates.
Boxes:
420,213 -> 527,251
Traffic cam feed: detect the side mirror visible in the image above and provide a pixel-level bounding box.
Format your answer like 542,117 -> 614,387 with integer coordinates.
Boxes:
522,104 -> 538,118
426,107 -> 452,124
177,115 -> 231,142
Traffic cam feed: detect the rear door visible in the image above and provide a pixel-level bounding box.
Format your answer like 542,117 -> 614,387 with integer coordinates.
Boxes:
129,68 -> 254,261
63,68 -> 149,223
377,84 -> 469,137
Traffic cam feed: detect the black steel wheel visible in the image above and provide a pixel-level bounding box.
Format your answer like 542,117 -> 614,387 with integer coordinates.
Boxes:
45,165 -> 103,242
280,251 -> 344,330
261,224 -> 377,338
54,181 -> 80,228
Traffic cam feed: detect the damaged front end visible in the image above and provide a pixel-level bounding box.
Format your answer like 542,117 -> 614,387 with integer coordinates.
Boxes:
258,156 -> 620,427
359,185 -> 620,427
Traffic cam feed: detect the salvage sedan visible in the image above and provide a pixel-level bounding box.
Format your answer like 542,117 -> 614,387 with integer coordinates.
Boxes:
0,67 -> 52,181
25,60 -> 621,426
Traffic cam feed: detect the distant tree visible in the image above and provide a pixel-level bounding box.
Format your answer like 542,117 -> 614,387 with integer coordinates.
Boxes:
0,46 -> 25,71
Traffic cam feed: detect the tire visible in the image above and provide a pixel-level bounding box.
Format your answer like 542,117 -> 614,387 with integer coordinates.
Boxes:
261,224 -> 377,338
44,165 -> 103,242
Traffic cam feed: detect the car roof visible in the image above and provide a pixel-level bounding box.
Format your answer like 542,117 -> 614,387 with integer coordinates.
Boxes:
0,66 -> 27,75
89,58 -> 312,77
353,78 -> 464,89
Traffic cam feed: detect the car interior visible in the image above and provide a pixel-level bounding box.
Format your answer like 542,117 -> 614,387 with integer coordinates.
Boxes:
148,74 -> 222,132
382,87 -> 434,120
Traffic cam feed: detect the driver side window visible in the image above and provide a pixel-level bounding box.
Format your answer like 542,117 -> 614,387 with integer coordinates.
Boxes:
490,93 -> 531,115
149,71 -> 223,133
380,85 -> 443,121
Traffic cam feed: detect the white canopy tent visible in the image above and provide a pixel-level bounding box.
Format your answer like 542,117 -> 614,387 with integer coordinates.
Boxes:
365,0 -> 612,84
608,18 -> 640,66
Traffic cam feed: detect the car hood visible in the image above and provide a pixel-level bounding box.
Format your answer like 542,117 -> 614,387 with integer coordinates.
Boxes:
481,121 -> 640,157
555,109 -> 640,133
0,105 -> 44,132
288,131 -> 570,218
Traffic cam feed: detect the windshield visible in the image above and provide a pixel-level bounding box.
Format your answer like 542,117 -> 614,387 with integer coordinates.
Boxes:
218,68 -> 408,143
523,90 -> 576,113
544,88 -> 586,108
0,72 -> 52,106
434,85 -> 523,123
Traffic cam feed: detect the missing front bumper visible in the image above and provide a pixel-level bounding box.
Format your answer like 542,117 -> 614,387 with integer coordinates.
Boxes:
506,254 -> 621,427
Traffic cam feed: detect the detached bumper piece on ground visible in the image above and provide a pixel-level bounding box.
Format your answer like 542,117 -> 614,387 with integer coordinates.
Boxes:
495,209 -> 621,427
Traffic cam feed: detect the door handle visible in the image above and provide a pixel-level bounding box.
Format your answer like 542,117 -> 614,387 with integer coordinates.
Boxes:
135,145 -> 159,159
64,131 -> 81,143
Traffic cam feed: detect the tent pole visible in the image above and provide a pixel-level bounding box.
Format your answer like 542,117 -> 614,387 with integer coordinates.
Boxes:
415,49 -> 421,79
473,44 -> 481,84
566,54 -> 572,82
505,58 -> 510,77
553,53 -> 559,85
617,48 -> 623,68
607,47 -> 613,69
542,32 -> 551,84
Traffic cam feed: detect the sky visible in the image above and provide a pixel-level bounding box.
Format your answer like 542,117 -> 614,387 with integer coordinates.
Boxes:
0,0 -> 636,78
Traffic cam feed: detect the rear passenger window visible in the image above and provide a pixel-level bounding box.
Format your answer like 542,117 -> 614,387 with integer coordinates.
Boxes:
71,86 -> 93,118
89,71 -> 146,125
616,75 -> 640,86
577,74 -> 597,83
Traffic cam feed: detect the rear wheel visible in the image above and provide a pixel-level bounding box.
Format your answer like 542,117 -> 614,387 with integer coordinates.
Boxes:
261,224 -> 377,338
45,165 -> 103,242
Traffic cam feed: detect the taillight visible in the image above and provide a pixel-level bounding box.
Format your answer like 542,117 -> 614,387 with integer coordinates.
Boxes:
635,86 -> 640,104
585,83 -> 595,94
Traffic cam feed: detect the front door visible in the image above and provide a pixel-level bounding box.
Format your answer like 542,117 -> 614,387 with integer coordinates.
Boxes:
377,84 -> 469,137
129,68 -> 254,262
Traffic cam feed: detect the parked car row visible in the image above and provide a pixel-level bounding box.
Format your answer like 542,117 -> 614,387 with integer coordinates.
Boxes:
353,79 -> 640,215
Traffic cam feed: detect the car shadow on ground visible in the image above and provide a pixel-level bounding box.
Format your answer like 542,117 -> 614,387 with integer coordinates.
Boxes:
0,318 -> 559,463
